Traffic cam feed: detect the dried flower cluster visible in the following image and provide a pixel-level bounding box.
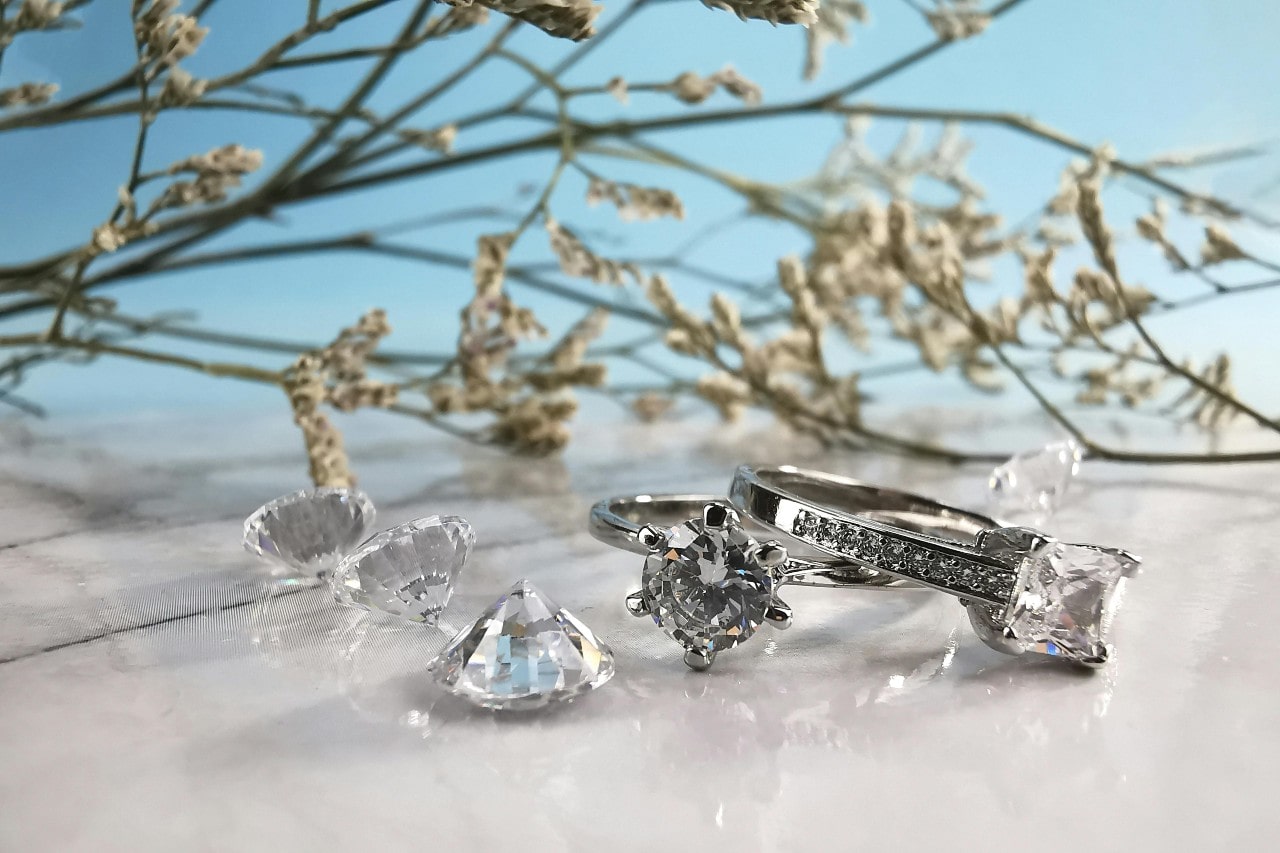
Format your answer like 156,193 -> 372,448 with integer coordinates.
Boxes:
423,232 -> 609,453
586,177 -> 686,221
284,310 -> 400,487
445,0 -> 602,41
666,66 -> 763,106
2,0 -> 1277,484
134,0 -> 209,67
702,0 -> 819,26
925,1 -> 992,42
0,81 -> 58,108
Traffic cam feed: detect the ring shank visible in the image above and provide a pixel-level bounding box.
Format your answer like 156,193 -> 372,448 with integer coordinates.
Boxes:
736,466 -> 997,544
730,465 -> 1020,607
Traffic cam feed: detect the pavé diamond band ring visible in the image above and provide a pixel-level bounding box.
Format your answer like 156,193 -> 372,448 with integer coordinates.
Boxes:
729,465 -> 1143,668
589,494 -> 929,671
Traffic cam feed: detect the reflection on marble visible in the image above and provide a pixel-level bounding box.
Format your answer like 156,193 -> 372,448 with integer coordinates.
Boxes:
1,409 -> 1279,849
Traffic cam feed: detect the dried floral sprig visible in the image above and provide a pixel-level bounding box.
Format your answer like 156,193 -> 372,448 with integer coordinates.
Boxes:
586,177 -> 685,221
925,1 -> 992,42
284,309 -> 400,487
445,0 -> 602,41
702,0 -> 820,26
665,67 -> 762,106
3,0 -> 1279,486
0,82 -> 58,109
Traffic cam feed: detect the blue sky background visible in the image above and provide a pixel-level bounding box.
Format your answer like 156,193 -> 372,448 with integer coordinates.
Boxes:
2,0 -> 1278,419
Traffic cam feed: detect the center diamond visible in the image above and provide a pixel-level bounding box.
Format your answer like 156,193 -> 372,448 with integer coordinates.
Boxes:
642,512 -> 775,654
1007,541 -> 1130,664
968,529 -> 1138,666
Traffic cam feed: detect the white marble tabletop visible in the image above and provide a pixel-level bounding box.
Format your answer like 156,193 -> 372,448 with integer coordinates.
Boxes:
1,408 -> 1277,851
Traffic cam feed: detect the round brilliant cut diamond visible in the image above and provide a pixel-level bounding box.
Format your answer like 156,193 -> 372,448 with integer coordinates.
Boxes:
642,513 -> 775,654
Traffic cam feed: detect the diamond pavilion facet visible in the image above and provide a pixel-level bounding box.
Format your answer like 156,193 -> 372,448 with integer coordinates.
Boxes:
431,579 -> 615,710
243,488 -> 375,575
642,512 -> 775,654
331,515 -> 473,623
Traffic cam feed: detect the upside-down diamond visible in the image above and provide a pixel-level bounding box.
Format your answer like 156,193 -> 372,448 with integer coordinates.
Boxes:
243,488 -> 375,575
331,515 -> 473,623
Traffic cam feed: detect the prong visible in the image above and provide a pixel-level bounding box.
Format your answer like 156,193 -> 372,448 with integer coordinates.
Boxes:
764,601 -> 793,630
754,540 -> 788,569
701,502 -> 738,530
624,590 -> 651,617
683,647 -> 716,671
637,524 -> 667,552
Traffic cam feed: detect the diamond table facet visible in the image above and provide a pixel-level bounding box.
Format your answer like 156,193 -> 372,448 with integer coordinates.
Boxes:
431,579 -> 615,710
331,515 -> 473,623
243,488 -> 375,575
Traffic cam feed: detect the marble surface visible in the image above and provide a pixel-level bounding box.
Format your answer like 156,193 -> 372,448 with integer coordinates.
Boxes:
1,408 -> 1278,851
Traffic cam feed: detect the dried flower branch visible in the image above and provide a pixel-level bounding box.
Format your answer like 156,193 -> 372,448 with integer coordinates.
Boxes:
2,0 -> 1279,484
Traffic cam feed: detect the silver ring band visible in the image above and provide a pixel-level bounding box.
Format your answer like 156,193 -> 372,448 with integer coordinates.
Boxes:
590,493 -> 930,589
729,465 -> 1019,606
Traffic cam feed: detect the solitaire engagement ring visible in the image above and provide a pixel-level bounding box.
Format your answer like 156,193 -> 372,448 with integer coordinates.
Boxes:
589,494 -> 923,671
730,465 -> 1142,667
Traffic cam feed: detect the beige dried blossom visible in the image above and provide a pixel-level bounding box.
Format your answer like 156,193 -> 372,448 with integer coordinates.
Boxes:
0,81 -> 58,108
701,0 -> 819,26
667,66 -> 762,106
605,76 -> 628,105
157,143 -> 263,209
805,1 -> 869,80
647,274 -> 718,356
547,307 -> 609,371
1200,224 -> 1247,266
90,223 -> 128,254
135,0 -> 209,67
1134,198 -> 1190,271
157,67 -> 207,108
926,1 -> 991,42
437,1 -> 491,32
545,217 -> 641,285
13,0 -> 64,31
696,371 -> 753,421
487,395 -> 578,453
280,310 -> 400,485
1075,174 -> 1121,284
632,393 -> 674,422
586,177 -> 685,221
446,0 -> 601,41
399,124 -> 457,155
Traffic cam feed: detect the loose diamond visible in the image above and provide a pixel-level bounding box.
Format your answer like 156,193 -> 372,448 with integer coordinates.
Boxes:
331,515 -> 473,623
988,440 -> 1082,522
431,580 -> 615,710
643,511 -> 775,654
968,534 -> 1140,665
243,488 -> 375,575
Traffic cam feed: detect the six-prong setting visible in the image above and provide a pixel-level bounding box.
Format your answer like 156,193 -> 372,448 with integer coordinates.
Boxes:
626,501 -> 793,670
967,526 -> 1142,667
